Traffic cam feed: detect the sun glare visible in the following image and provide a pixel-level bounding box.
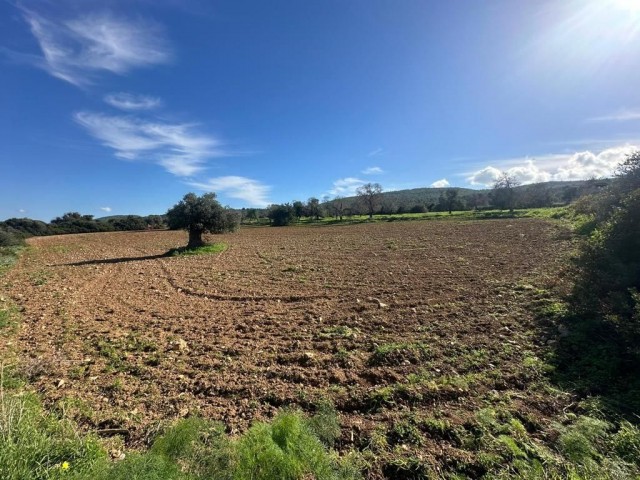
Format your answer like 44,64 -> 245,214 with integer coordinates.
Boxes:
611,0 -> 640,13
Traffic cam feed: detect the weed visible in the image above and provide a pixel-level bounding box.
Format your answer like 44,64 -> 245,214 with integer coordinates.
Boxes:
282,265 -> 303,273
0,389 -> 106,479
306,401 -> 341,447
28,269 -> 50,286
0,306 -> 19,333
388,416 -> 424,446
333,348 -> 352,367
368,342 -> 430,366
0,384 -> 360,480
319,325 -> 360,340
557,416 -> 610,464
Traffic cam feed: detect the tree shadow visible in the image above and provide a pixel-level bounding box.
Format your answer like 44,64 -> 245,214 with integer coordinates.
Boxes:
62,253 -> 170,266
535,303 -> 640,419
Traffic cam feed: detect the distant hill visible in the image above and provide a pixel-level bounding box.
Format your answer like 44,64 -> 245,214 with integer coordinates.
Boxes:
320,179 -> 611,214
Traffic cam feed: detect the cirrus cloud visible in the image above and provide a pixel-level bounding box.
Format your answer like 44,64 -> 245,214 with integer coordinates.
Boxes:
104,92 -> 162,111
587,108 -> 640,122
74,111 -> 223,177
19,9 -> 171,86
362,166 -> 384,175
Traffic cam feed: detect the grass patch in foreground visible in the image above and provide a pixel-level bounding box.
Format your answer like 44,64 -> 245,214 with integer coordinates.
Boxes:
168,243 -> 228,257
0,246 -> 23,275
0,387 -> 360,480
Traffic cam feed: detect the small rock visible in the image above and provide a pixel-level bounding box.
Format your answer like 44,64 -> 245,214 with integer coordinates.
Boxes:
169,338 -> 189,352
110,449 -> 126,461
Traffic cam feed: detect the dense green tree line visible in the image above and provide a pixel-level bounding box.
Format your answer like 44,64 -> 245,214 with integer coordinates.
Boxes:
0,213 -> 168,246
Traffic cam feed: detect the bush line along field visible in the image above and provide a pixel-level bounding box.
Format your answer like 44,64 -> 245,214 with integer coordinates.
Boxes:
1,205 -> 639,477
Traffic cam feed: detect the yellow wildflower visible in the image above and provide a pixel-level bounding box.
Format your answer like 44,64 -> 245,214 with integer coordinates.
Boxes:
61,461 -> 70,470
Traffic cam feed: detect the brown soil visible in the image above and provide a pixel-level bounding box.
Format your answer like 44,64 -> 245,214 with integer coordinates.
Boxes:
2,219 -> 572,472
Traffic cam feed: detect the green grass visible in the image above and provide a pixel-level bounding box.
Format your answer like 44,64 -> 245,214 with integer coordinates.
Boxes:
368,342 -> 431,366
168,243 -> 228,257
0,384 -> 360,480
249,206 -> 573,228
0,246 -> 23,275
0,303 -> 20,335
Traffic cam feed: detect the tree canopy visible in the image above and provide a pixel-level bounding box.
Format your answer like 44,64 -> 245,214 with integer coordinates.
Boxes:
356,183 -> 383,219
166,193 -> 240,248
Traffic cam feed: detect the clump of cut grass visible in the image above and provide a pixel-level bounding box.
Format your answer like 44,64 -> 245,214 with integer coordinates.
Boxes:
168,243 -> 228,257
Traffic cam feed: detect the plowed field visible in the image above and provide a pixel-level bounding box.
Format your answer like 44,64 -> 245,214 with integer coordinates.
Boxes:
2,219 -> 572,475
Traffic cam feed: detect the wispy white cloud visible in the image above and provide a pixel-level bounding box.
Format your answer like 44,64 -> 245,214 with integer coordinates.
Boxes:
367,148 -> 383,157
18,209 -> 26,214
104,92 -> 162,111
362,166 -> 384,175
587,109 -> 640,122
20,9 -> 171,86
466,145 -> 638,186
188,176 -> 271,207
430,178 -> 450,188
328,177 -> 366,197
74,111 -> 222,177
100,206 -> 112,212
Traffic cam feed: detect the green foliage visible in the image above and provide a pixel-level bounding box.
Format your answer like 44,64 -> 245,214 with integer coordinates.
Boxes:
106,215 -> 148,231
368,342 -> 430,366
0,391 -> 106,479
0,385 -> 357,480
267,203 -> 296,226
50,212 -> 113,235
2,218 -> 52,237
611,421 -> 640,465
0,228 -> 26,247
557,416 -> 610,464
305,401 -> 341,447
0,246 -> 23,274
236,412 -> 331,479
167,193 -> 240,248
558,151 -> 640,417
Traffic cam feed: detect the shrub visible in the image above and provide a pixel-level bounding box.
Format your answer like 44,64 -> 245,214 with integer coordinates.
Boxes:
0,229 -> 24,247
268,204 -> 296,227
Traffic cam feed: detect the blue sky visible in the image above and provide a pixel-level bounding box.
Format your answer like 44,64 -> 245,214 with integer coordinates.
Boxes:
2,0 -> 640,221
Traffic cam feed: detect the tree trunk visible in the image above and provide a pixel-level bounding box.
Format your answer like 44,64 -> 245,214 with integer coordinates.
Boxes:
187,229 -> 205,249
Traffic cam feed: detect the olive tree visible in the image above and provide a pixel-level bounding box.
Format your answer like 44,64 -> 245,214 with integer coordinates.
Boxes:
166,193 -> 240,249
490,173 -> 520,212
356,183 -> 383,219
